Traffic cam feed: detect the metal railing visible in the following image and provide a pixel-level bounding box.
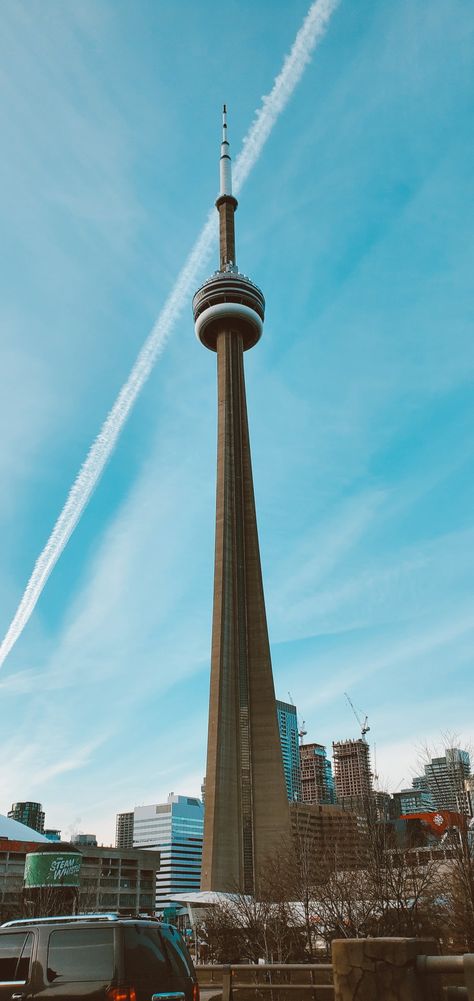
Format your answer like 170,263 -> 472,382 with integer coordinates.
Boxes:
197,964 -> 334,1001
417,954 -> 474,1000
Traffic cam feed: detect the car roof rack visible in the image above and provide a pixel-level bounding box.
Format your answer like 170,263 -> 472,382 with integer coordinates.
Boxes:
2,913 -> 122,928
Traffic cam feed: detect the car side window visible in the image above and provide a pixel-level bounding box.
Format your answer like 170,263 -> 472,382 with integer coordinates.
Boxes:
160,925 -> 193,978
124,926 -> 170,983
0,933 -> 31,983
47,928 -> 114,983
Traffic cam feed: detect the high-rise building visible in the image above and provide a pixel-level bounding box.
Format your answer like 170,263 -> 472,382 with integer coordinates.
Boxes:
394,776 -> 434,817
8,802 -> 45,834
463,777 -> 474,818
300,743 -> 335,805
133,794 -> 204,911
412,774 -> 435,806
393,789 -> 422,817
276,700 -> 301,802
116,811 -> 134,850
372,790 -> 392,822
424,748 -> 471,813
332,739 -> 372,809
194,109 -> 290,893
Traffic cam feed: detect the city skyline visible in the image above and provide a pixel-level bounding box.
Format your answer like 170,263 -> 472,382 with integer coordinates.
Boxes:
3,734 -> 471,850
0,0 -> 473,844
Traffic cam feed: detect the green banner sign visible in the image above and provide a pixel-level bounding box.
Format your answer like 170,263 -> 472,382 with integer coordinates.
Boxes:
24,852 -> 82,888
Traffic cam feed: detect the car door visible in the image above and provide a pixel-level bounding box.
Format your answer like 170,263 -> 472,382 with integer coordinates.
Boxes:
0,931 -> 34,1001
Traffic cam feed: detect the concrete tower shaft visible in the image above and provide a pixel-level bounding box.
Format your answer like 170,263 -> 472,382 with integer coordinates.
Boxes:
194,109 -> 291,894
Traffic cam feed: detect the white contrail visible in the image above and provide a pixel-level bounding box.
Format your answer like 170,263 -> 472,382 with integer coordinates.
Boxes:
234,0 -> 339,193
0,0 -> 340,669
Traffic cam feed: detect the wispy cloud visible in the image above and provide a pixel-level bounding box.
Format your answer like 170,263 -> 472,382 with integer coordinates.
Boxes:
292,604 -> 474,713
0,0 -> 341,672
268,488 -> 385,628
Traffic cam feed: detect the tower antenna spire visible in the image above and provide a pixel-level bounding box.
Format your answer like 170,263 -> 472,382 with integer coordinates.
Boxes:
217,105 -> 238,270
220,103 -> 232,197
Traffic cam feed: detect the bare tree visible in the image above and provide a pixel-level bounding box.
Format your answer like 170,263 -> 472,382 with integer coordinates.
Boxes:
417,735 -> 474,951
308,789 -> 445,950
0,874 -> 25,924
198,865 -> 303,965
258,850 -> 306,962
313,857 -> 378,946
199,898 -> 246,964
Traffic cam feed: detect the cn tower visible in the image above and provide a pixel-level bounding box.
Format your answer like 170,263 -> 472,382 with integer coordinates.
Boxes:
193,108 -> 291,894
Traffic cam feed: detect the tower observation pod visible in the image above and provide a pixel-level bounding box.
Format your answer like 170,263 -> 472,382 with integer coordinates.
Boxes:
193,109 -> 291,895
193,105 -> 265,352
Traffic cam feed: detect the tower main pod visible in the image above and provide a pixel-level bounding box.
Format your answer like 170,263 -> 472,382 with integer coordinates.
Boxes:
193,109 -> 291,894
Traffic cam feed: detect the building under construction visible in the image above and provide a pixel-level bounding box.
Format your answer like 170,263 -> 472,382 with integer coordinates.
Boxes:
332,738 -> 373,813
300,743 -> 335,805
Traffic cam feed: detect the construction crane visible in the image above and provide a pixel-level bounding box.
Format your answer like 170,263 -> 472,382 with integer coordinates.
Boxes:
371,742 -> 379,788
287,692 -> 307,745
344,692 -> 370,738
298,719 -> 307,746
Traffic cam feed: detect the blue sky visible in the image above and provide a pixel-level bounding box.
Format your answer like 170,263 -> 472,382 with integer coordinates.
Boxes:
0,0 -> 473,843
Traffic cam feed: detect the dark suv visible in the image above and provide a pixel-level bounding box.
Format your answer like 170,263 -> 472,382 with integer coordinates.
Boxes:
0,913 -> 199,1001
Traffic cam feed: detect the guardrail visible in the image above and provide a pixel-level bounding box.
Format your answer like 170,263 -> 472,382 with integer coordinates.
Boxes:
329,939 -> 474,1000
197,964 -> 334,1001
196,948 -> 474,1000
417,954 -> 474,999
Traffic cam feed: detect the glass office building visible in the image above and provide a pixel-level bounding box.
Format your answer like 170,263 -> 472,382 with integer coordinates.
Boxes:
276,700 -> 302,802
133,794 -> 204,911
